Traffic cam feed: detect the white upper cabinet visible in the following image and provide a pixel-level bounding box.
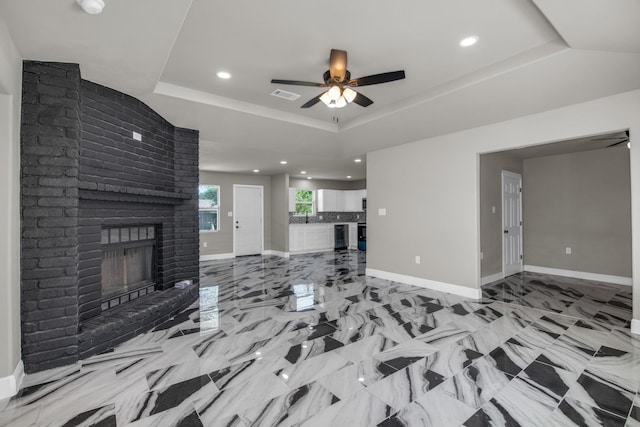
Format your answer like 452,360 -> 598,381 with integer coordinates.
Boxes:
317,189 -> 336,212
317,189 -> 366,212
289,187 -> 296,212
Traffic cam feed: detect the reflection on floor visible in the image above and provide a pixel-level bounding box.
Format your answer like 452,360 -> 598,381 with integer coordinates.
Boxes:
1,251 -> 638,426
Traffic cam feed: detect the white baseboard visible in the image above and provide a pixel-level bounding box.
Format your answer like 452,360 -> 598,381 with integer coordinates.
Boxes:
200,253 -> 235,262
631,319 -> 640,336
366,268 -> 482,300
0,360 -> 23,400
263,250 -> 290,258
481,272 -> 504,286
524,265 -> 632,286
289,248 -> 335,255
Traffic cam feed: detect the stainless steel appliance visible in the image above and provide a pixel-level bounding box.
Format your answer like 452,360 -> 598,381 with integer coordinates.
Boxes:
357,223 -> 366,251
334,224 -> 348,250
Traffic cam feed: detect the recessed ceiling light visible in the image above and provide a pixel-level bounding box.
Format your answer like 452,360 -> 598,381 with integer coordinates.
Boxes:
346,176 -> 352,179
354,158 -> 362,163
459,35 -> 479,47
280,160 -> 287,165
216,71 -> 231,79
300,171 -> 307,174
253,169 -> 260,173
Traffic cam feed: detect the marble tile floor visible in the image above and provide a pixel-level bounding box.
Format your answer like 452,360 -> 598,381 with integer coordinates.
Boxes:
1,251 -> 639,426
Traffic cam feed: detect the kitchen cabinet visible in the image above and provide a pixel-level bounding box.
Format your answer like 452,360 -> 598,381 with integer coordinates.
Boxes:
317,189 -> 344,212
289,223 -> 358,253
349,223 -> 358,249
317,189 -> 366,212
288,187 -> 296,212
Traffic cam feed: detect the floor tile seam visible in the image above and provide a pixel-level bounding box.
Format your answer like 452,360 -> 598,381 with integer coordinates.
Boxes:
563,393 -> 632,422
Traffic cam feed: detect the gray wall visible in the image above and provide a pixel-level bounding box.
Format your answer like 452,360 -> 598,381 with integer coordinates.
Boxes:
479,152 -> 523,278
290,178 -> 366,191
270,174 -> 289,253
0,19 -> 22,381
523,147 -> 632,277
199,171 -> 272,255
367,90 -> 640,309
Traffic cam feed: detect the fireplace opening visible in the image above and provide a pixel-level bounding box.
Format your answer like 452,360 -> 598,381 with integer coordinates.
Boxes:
101,225 -> 157,311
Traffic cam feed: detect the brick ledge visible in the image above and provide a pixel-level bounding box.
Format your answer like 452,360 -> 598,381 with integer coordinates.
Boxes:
78,285 -> 199,359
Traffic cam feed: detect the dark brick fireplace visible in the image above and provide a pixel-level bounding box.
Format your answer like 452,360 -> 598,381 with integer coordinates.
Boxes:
20,61 -> 200,373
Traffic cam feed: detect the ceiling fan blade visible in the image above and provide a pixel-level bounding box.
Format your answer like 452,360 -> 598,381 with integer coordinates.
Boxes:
352,92 -> 373,107
349,70 -> 406,87
271,79 -> 326,87
300,94 -> 322,108
329,49 -> 348,82
607,140 -> 628,147
593,137 -> 624,141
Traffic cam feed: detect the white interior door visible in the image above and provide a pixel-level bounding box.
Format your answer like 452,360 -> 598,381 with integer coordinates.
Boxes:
234,185 -> 263,256
502,171 -> 523,277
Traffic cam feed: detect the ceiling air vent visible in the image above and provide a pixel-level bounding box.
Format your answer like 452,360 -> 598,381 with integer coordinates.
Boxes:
271,89 -> 301,101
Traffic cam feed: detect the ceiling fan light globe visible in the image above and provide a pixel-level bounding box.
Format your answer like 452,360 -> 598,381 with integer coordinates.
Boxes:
343,87 -> 357,103
77,0 -> 105,14
328,85 -> 341,101
319,92 -> 333,106
335,96 -> 347,108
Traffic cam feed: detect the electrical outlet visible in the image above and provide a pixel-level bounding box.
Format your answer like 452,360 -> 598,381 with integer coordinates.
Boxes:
132,131 -> 142,141
356,214 -> 360,219
415,255 -> 421,264
378,208 -> 386,216
565,247 -> 571,255
337,215 -> 340,219
203,242 -> 207,248
228,211 -> 233,217
492,206 -> 496,214
319,215 -> 323,220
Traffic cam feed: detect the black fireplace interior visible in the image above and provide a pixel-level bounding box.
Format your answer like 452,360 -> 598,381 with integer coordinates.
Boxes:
100,225 -> 157,310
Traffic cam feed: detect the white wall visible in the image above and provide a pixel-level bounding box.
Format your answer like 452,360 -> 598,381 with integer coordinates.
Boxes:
367,90 -> 640,323
523,147 -> 631,277
0,18 -> 23,393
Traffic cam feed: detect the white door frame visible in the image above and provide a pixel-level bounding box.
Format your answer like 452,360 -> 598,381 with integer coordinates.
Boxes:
233,184 -> 264,256
501,171 -> 523,277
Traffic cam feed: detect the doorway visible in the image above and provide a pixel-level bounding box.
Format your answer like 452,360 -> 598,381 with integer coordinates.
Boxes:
233,185 -> 263,256
502,171 -> 523,277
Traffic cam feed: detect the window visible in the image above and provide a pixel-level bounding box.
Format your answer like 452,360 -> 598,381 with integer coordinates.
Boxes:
199,185 -> 219,231
295,189 -> 313,215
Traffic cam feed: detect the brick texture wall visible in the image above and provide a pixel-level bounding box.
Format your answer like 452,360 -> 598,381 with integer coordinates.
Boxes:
20,61 -> 199,373
21,61 -> 81,371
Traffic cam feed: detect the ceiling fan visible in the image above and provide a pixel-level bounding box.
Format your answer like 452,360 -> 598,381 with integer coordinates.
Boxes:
592,130 -> 630,147
271,49 -> 406,109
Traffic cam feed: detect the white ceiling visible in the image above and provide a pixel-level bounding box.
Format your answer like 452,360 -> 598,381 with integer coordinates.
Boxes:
1,0 -> 639,180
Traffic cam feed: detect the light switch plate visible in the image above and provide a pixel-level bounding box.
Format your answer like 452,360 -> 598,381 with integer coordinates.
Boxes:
378,208 -> 386,216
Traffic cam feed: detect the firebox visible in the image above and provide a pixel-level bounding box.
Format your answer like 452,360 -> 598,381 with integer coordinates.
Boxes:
100,225 -> 157,311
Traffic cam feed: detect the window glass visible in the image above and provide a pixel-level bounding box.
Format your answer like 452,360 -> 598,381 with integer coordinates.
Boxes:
295,189 -> 314,215
199,185 -> 220,231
